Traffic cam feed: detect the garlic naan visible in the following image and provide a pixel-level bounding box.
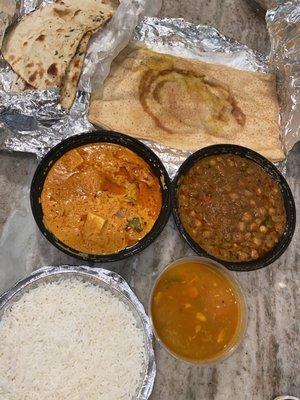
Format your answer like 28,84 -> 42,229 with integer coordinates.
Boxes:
2,0 -> 114,91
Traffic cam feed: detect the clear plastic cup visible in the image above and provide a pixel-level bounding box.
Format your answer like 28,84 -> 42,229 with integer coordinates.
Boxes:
149,256 -> 247,365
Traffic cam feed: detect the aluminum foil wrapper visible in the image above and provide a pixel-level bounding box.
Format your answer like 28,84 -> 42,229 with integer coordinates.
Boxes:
0,265 -> 156,400
0,1 -> 17,49
0,8 -> 297,176
267,1 -> 300,156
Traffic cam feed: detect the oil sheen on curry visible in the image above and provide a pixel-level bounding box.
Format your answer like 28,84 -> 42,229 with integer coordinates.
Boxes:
151,260 -> 245,363
178,154 -> 286,262
41,143 -> 162,254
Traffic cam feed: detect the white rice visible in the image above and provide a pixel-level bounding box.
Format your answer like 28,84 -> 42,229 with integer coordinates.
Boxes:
0,278 -> 146,400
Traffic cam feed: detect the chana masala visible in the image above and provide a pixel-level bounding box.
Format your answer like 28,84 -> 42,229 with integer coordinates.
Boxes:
178,154 -> 286,262
151,260 -> 245,362
41,143 -> 162,255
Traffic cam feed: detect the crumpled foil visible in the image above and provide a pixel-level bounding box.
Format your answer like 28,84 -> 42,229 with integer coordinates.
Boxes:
266,1 -> 300,156
0,265 -> 156,400
0,3 -> 298,176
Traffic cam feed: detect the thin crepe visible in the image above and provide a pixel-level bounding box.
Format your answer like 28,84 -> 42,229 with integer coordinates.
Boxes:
2,0 -> 114,90
88,46 -> 284,161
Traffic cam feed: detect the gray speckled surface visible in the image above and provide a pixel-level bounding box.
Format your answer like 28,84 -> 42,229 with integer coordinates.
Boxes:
159,0 -> 270,54
0,1 -> 299,399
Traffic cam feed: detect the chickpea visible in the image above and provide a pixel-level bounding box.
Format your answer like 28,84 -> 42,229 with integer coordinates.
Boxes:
250,223 -> 258,232
209,159 -> 216,166
269,207 -> 276,215
275,223 -> 283,232
253,237 -> 262,246
259,225 -> 267,233
251,249 -> 259,259
194,219 -> 202,227
190,210 -> 196,218
258,207 -> 267,217
256,188 -> 262,195
266,238 -> 275,249
238,251 -> 249,261
271,215 -> 281,223
229,193 -> 239,201
242,212 -> 252,222
238,222 -> 246,232
203,230 -> 212,238
233,232 -> 243,242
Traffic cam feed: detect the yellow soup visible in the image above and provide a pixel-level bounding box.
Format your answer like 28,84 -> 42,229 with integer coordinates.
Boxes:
150,259 -> 246,363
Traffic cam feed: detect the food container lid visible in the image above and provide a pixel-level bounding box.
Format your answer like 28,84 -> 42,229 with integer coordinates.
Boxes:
273,397 -> 300,400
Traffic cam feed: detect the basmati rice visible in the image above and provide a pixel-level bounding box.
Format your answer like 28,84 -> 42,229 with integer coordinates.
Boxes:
0,277 -> 146,400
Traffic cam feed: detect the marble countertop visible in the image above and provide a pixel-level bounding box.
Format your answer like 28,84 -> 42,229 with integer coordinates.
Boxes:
0,1 -> 299,399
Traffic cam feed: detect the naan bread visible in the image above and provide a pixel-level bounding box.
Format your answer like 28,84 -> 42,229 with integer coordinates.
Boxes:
2,0 -> 114,90
60,31 -> 92,109
88,46 -> 284,161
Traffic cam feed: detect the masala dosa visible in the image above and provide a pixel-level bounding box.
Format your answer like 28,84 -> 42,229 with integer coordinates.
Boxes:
88,46 -> 284,161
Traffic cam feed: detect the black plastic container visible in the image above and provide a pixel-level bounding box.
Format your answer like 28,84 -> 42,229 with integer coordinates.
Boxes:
172,144 -> 296,271
30,131 -> 171,262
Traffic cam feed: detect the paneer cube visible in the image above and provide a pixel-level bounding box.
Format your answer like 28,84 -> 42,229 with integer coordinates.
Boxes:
83,213 -> 106,241
63,149 -> 84,170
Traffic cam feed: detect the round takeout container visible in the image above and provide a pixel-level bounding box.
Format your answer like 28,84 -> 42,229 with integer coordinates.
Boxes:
149,257 -> 247,365
0,265 -> 156,400
30,131 -> 171,262
172,144 -> 296,272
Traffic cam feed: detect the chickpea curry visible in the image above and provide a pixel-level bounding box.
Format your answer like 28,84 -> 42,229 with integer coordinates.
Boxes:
41,143 -> 162,254
151,260 -> 245,362
178,154 -> 286,262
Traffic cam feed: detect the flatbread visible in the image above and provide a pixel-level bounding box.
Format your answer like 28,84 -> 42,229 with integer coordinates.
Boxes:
59,31 -> 92,109
88,46 -> 284,161
2,0 -> 114,89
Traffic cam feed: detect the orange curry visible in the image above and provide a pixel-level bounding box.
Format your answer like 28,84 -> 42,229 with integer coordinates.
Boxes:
151,260 -> 245,363
41,143 -> 162,254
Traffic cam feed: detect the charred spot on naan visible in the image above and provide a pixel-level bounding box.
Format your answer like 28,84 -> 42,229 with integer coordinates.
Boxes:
47,63 -> 58,77
36,34 -> 46,42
